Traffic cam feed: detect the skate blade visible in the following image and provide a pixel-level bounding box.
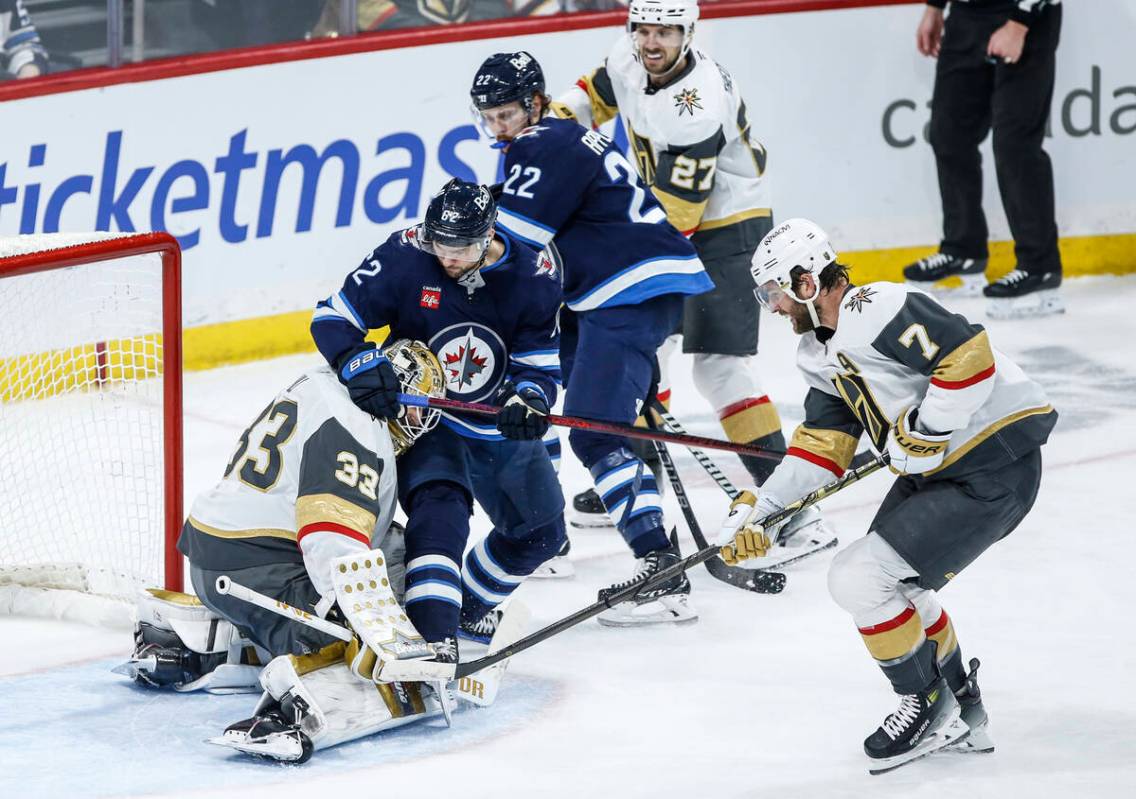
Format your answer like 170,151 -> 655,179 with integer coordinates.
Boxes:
868,717 -> 970,775
597,595 -> 699,627
743,535 -> 838,571
924,273 -> 987,297
949,719 -> 994,753
986,291 -> 1065,320
529,556 -> 575,579
569,515 -> 614,530
207,732 -> 307,762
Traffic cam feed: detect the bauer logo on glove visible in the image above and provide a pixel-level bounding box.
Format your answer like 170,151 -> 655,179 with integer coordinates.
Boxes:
886,406 -> 951,476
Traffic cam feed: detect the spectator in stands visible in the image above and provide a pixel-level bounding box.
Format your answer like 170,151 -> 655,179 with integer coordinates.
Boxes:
1,0 -> 47,79
311,0 -> 559,36
903,0 -> 1064,320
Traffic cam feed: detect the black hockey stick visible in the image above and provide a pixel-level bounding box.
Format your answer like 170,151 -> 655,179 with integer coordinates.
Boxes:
644,412 -> 786,594
447,453 -> 890,680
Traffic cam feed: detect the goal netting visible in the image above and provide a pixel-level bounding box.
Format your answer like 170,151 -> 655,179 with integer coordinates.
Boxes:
0,232 -> 183,626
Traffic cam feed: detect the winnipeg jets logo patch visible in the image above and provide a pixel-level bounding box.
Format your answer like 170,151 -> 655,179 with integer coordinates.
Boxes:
429,323 -> 507,402
535,244 -> 562,283
674,88 -> 703,116
844,286 -> 878,313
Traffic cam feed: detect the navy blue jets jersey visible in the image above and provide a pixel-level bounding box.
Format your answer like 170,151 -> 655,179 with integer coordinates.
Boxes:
494,116 -> 713,312
311,229 -> 562,441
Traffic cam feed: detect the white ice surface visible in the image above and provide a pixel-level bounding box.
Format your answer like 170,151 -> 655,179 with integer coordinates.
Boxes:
3,276 -> 1135,798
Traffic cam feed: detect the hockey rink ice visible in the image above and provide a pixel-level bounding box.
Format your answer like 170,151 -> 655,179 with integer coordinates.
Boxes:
2,275 -> 1134,798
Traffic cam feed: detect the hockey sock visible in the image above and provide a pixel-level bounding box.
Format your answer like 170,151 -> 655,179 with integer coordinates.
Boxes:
461,519 -> 565,623
857,605 -> 940,695
541,428 -> 562,474
587,448 -> 667,558
925,610 -> 967,691
718,397 -> 785,485
403,482 -> 471,642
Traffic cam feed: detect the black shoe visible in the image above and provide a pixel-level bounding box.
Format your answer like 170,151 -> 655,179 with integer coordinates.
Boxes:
864,677 -> 968,774
458,608 -> 503,645
597,542 -> 690,604
951,658 -> 995,753
903,253 -> 987,284
983,269 -> 1061,297
984,270 -> 1064,318
220,695 -> 315,763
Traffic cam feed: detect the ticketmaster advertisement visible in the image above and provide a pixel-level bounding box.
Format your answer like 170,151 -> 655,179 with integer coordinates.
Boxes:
1,1 -> 1133,333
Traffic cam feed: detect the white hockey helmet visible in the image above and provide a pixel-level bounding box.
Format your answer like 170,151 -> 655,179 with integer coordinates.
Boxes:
750,218 -> 837,326
627,0 -> 700,63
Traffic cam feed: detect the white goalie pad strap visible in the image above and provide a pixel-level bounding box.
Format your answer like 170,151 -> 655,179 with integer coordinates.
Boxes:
331,549 -> 432,663
137,588 -> 237,654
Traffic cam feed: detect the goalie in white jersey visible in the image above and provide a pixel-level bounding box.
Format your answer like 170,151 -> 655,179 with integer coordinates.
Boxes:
716,219 -> 1056,774
557,0 -> 829,551
118,342 -> 508,762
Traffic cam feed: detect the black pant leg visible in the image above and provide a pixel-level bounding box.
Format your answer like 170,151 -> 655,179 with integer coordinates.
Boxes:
929,9 -> 1000,260
991,5 -> 1062,275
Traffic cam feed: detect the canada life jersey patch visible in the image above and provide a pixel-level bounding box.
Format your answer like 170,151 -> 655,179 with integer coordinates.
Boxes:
420,286 -> 442,309
428,323 -> 508,403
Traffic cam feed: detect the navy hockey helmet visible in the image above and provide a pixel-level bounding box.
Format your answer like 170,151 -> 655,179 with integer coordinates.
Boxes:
470,51 -> 546,115
419,179 -> 497,263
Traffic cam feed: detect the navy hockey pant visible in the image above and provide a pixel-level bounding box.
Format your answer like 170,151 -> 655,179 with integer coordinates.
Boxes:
561,294 -> 684,557
398,425 -> 565,640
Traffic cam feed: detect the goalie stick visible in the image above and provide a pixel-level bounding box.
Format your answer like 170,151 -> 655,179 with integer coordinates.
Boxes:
643,412 -> 786,595
647,401 -> 841,571
382,453 -> 892,683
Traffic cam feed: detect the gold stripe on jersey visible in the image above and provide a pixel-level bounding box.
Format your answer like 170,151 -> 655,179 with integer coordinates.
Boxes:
187,515 -> 296,542
652,187 -> 708,235
930,404 -> 1055,475
577,69 -> 619,128
787,425 -> 859,473
296,493 -> 377,538
548,100 -> 579,122
290,642 -> 347,676
931,330 -> 995,386
698,207 -> 773,232
145,588 -> 203,606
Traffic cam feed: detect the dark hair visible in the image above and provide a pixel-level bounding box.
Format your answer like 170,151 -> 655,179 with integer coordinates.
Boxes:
789,261 -> 852,295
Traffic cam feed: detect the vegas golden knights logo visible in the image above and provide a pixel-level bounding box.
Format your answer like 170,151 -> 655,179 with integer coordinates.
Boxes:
831,352 -> 890,451
418,0 -> 470,25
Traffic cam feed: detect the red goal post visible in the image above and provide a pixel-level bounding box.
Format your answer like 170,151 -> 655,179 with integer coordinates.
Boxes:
0,232 -> 183,621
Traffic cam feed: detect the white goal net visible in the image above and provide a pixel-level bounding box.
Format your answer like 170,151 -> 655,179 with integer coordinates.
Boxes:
0,233 -> 183,624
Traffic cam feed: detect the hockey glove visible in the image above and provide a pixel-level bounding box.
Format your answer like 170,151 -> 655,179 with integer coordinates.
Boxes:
495,383 -> 550,440
715,490 -> 784,565
336,344 -> 402,420
887,406 -> 950,476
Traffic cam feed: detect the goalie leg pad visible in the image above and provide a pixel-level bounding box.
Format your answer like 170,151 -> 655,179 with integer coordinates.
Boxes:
116,588 -> 261,692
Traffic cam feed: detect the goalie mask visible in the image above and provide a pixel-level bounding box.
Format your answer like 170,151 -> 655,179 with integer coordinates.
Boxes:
384,339 -> 445,456
627,0 -> 700,72
750,218 -> 837,329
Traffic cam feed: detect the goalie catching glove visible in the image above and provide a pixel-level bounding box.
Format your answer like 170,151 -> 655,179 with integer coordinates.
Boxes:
886,406 -> 950,476
715,490 -> 785,566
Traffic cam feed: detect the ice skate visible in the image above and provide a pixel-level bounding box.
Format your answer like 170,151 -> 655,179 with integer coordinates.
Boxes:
459,607 -> 504,645
529,538 -> 575,579
984,269 -> 1064,319
596,543 -> 698,627
209,694 -> 315,764
902,253 -> 988,296
865,677 -> 969,775
949,658 -> 994,753
569,487 -> 613,529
